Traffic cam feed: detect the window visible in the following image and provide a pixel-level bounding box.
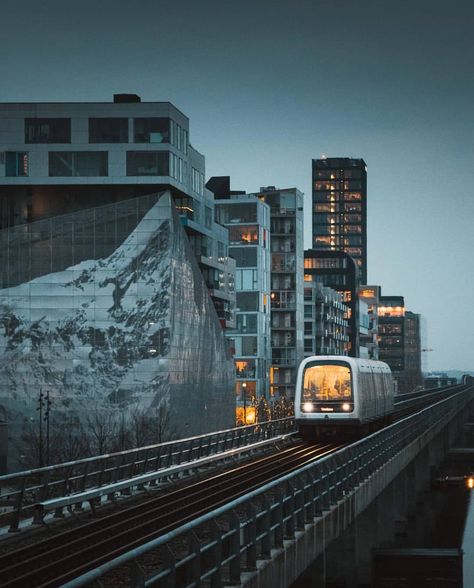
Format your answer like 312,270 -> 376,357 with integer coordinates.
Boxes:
49,151 -> 107,176
25,118 -> 70,143
344,192 -> 362,201
205,206 -> 212,229
314,170 -> 341,180
236,292 -> 259,311
304,257 -> 347,269
192,167 -> 204,195
229,247 -> 257,267
345,247 -> 361,256
235,314 -> 258,334
343,236 -> 362,246
169,153 -> 185,182
342,225 -> 362,234
235,269 -> 258,290
229,225 -> 258,245
133,118 -> 169,143
235,359 -> 256,378
5,152 -> 28,176
303,363 -> 352,402
170,120 -> 188,154
89,118 -> 128,143
126,151 -> 169,176
343,170 -> 362,179
241,336 -> 258,356
343,180 -> 362,190
343,214 -> 361,223
344,202 -> 362,212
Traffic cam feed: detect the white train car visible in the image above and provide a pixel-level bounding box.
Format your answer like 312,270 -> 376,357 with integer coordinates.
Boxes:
295,356 -> 394,440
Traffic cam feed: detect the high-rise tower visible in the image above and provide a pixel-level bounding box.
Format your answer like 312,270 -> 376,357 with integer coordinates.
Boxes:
312,157 -> 367,283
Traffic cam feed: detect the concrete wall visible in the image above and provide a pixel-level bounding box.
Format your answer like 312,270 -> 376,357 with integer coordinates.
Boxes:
241,393 -> 474,588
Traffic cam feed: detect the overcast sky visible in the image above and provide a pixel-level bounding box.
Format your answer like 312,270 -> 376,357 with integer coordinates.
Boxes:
0,0 -> 472,371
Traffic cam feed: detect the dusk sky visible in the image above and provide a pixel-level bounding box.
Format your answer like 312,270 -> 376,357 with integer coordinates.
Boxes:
1,0 -> 472,371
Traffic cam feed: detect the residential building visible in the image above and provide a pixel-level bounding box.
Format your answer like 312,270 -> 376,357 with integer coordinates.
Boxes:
209,178 -> 305,402
359,285 -> 381,360
0,95 -> 235,328
304,249 -> 361,357
312,157 -> 367,283
214,195 -> 272,424
403,311 -> 423,392
256,187 -> 305,401
304,282 -> 349,357
378,295 -> 405,392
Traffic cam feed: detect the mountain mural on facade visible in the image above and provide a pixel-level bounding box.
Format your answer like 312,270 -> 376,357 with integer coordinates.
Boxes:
0,192 -> 235,468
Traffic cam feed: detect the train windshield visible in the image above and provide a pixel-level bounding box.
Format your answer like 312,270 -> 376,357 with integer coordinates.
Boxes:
303,363 -> 352,402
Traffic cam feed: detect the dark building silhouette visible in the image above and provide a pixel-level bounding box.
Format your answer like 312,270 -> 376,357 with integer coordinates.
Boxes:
312,157 -> 367,283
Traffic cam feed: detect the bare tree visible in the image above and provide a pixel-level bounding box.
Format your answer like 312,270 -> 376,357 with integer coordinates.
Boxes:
85,409 -> 119,455
51,418 -> 89,463
128,403 -> 170,448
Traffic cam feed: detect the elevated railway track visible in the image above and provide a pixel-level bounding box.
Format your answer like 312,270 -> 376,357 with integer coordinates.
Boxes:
0,383 -> 468,587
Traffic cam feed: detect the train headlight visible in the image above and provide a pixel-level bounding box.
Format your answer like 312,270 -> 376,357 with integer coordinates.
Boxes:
342,403 -> 351,412
302,402 -> 314,412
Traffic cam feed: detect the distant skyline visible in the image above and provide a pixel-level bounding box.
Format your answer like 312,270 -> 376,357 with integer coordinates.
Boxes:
0,0 -> 472,371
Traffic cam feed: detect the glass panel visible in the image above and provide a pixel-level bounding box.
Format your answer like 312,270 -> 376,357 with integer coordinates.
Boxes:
236,291 -> 259,311
89,118 -> 128,143
229,247 -> 257,267
49,152 -> 108,176
234,314 -> 257,334
228,225 -> 259,245
126,151 -> 169,176
303,363 -> 352,402
25,118 -> 70,143
133,118 -> 170,143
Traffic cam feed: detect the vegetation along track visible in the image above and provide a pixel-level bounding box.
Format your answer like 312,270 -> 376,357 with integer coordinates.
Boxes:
0,441 -> 343,587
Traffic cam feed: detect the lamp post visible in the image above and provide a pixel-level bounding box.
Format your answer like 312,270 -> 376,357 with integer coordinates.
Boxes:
242,382 -> 247,425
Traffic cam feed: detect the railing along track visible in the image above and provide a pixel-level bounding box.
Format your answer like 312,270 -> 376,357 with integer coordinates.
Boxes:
0,442 -> 342,587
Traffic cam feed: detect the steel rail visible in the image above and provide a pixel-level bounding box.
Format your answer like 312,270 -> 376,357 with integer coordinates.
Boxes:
0,442 -> 343,588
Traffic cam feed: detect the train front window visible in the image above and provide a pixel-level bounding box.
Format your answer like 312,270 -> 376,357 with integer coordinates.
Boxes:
303,363 -> 352,403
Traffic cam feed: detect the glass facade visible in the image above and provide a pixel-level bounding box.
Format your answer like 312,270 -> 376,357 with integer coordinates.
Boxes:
0,192 -> 235,470
312,158 -> 367,284
216,197 -> 271,424
257,188 -> 304,401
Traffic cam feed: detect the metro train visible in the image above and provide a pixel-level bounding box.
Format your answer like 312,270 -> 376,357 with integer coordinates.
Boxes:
295,356 -> 395,440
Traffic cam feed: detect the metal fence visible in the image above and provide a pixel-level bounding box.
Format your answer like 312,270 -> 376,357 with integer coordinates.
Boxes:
65,386 -> 474,588
0,417 -> 295,532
